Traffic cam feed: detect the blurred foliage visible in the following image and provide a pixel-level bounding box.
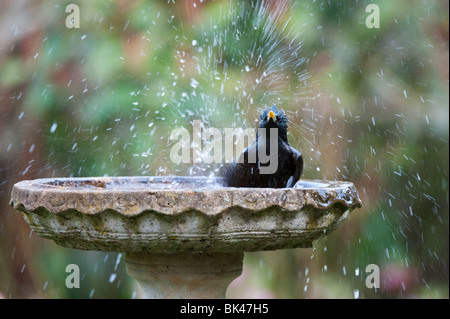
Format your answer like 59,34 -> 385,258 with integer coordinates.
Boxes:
0,0 -> 448,298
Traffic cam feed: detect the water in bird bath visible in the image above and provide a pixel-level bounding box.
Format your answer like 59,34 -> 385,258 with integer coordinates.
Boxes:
40,176 -> 225,190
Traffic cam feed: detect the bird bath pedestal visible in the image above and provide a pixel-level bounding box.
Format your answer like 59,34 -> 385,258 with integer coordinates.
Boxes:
10,176 -> 361,299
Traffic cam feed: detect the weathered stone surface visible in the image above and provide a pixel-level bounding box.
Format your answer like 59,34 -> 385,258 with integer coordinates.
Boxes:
126,252 -> 243,299
10,176 -> 361,253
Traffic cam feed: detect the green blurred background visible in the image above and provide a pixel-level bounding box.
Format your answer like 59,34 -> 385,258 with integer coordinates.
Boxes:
0,0 -> 448,298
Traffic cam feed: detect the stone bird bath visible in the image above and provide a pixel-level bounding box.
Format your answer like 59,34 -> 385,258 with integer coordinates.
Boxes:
10,176 -> 361,298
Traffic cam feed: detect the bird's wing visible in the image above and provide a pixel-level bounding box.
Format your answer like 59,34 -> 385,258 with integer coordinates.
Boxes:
286,146 -> 303,188
224,141 -> 258,187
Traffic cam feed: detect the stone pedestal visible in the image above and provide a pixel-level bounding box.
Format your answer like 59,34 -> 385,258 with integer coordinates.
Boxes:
126,252 -> 243,299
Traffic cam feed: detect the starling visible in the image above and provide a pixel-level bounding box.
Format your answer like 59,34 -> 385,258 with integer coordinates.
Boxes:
224,105 -> 303,188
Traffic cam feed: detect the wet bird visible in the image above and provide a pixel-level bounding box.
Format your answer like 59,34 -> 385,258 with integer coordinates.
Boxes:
224,105 -> 303,188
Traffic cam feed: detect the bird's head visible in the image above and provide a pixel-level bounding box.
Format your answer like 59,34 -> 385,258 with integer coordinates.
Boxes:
258,105 -> 288,142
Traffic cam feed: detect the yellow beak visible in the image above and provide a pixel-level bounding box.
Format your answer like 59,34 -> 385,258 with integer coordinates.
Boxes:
268,110 -> 276,121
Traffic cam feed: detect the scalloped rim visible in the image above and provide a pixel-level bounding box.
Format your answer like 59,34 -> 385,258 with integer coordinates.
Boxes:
16,202 -> 352,252
10,177 -> 362,216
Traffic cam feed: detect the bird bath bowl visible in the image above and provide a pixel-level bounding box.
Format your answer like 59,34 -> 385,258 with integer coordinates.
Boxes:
10,176 -> 361,298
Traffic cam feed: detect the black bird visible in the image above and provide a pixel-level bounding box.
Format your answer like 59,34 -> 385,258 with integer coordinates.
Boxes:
224,105 -> 303,188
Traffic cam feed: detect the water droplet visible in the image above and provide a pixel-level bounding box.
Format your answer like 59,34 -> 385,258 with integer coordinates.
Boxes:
109,273 -> 117,283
